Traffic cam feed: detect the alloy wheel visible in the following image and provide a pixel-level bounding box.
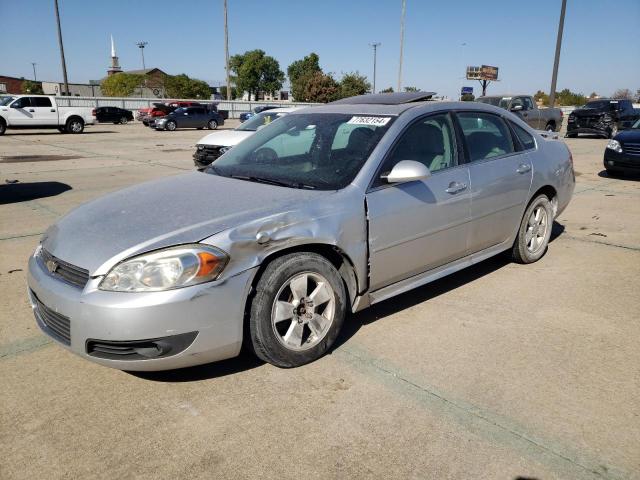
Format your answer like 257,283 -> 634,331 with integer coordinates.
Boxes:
525,205 -> 549,253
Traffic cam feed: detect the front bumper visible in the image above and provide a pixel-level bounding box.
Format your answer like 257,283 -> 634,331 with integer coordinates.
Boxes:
566,125 -> 609,137
604,149 -> 640,174
193,147 -> 223,169
27,253 -> 257,371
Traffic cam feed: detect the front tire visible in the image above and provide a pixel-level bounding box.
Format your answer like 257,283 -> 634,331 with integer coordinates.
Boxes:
0,121 -> 6,135
511,194 -> 554,264
165,120 -> 177,131
249,253 -> 346,368
207,119 -> 218,130
120,116 -> 128,125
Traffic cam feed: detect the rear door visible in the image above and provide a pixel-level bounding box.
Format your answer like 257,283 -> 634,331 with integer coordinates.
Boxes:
366,112 -> 472,290
456,111 -> 533,254
30,97 -> 58,126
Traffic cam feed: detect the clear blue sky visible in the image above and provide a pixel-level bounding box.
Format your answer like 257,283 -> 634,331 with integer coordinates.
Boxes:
1,0 -> 639,99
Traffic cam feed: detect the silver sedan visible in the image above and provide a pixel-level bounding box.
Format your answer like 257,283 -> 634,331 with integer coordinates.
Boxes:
27,92 -> 575,371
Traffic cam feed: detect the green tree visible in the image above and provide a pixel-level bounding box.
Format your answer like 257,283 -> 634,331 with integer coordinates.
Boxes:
287,53 -> 322,101
339,71 -> 371,98
164,74 -> 211,99
230,49 -> 285,100
219,86 -> 237,100
101,73 -> 144,97
555,89 -> 586,106
534,90 -> 549,106
301,71 -> 340,103
404,86 -> 419,92
380,87 -> 394,93
21,80 -> 43,94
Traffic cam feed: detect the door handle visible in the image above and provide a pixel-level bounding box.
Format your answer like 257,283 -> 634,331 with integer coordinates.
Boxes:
28,109 -> 35,112
50,109 -> 56,112
445,182 -> 468,194
516,164 -> 531,174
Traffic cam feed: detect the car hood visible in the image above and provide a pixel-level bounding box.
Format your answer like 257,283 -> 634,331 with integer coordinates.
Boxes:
615,129 -> 640,142
42,172 -> 328,276
197,129 -> 254,147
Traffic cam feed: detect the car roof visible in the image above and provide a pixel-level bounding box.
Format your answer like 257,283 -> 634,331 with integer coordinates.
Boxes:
330,91 -> 436,105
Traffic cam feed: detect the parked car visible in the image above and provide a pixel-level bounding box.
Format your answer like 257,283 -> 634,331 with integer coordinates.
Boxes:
142,103 -> 175,126
136,106 -> 152,122
604,118 -> 640,176
0,95 -> 95,135
193,107 -> 300,169
153,106 -> 224,131
567,98 -> 640,138
239,105 -> 279,122
476,94 -> 563,132
27,92 -> 574,371
94,106 -> 134,124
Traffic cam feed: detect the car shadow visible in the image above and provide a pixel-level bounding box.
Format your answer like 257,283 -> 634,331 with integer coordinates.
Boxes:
598,169 -> 640,181
0,181 -> 72,204
4,130 -> 116,136
133,221 -> 567,382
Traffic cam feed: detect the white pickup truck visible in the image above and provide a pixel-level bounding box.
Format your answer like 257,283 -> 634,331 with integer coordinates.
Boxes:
0,95 -> 95,135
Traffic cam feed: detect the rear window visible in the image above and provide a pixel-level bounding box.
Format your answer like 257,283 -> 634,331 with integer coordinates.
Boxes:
510,122 -> 536,150
32,97 -> 52,107
457,112 -> 515,161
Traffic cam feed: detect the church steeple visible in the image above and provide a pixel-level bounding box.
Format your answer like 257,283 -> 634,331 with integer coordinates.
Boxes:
107,35 -> 122,76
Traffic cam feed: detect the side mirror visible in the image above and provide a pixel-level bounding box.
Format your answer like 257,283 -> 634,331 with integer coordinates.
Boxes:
383,160 -> 431,184
184,113 -> 189,115
510,104 -> 524,112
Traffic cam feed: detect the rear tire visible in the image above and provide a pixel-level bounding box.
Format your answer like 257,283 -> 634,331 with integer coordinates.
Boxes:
0,120 -> 6,135
249,253 -> 346,368
120,116 -> 128,125
545,122 -> 555,132
207,119 -> 218,130
511,194 -> 554,264
66,117 -> 84,134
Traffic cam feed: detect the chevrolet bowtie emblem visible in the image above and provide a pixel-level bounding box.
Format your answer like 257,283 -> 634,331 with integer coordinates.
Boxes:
45,259 -> 58,274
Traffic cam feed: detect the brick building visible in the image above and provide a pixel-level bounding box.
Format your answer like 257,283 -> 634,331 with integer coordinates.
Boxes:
0,75 -> 26,94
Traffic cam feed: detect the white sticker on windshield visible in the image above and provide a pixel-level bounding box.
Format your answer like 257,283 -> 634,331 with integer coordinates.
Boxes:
347,116 -> 391,126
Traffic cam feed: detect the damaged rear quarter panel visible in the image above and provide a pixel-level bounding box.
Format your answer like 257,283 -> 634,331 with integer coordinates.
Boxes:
200,185 -> 368,294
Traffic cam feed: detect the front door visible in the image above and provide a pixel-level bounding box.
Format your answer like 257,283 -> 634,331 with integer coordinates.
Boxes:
366,113 -> 471,291
7,97 -> 33,126
456,111 -> 533,253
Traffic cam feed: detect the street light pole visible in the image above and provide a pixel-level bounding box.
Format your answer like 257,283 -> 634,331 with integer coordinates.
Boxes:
397,0 -> 406,92
53,0 -> 69,96
31,63 -> 37,82
548,0 -> 567,107
136,41 -> 148,70
223,0 -> 231,101
370,42 -> 381,94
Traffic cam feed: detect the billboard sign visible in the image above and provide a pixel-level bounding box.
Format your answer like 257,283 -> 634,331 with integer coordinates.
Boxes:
466,66 -> 482,80
480,65 -> 499,81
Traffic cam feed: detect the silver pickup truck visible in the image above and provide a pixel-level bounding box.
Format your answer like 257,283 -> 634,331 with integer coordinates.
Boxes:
476,94 -> 563,132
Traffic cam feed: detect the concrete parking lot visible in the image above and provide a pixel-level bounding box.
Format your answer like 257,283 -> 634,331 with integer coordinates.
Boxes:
1,121 -> 639,480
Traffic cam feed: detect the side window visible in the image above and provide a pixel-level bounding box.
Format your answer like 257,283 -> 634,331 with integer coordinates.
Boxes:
260,125 -> 316,159
510,122 -> 536,150
374,113 -> 456,187
32,97 -> 52,107
11,97 -> 31,108
457,112 -> 515,161
522,97 -> 534,111
510,97 -> 524,109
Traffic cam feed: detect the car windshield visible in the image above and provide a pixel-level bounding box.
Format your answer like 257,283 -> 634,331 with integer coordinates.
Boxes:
477,97 -> 511,109
582,101 -> 617,111
173,107 -> 187,115
208,113 -> 395,190
0,96 -> 15,106
236,110 -> 287,132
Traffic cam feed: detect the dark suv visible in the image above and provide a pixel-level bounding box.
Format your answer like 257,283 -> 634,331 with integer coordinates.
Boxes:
153,106 -> 224,131
567,99 -> 640,138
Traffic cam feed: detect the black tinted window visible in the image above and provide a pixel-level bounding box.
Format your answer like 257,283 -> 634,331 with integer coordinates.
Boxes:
457,112 -> 515,161
12,97 -> 31,108
511,122 -> 536,150
32,97 -> 52,107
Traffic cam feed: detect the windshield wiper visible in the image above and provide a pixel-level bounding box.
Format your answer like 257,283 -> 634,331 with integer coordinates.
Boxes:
229,174 -> 316,190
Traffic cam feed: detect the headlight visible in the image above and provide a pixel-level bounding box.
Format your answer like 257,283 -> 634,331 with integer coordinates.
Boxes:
197,144 -> 205,151
606,139 -> 622,153
99,244 -> 228,292
219,146 -> 232,154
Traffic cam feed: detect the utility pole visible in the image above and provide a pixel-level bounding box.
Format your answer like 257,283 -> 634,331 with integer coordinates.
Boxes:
224,0 -> 231,100
31,63 -> 38,82
397,0 -> 406,92
370,42 -> 381,94
548,0 -> 567,107
136,42 -> 148,70
53,0 -> 69,96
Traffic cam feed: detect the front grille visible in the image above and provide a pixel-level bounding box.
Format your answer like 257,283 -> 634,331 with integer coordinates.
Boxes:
39,249 -> 90,289
32,291 -> 71,345
623,142 -> 640,156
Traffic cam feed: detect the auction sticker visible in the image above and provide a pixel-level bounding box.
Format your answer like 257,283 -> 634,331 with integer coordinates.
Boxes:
347,116 -> 391,126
